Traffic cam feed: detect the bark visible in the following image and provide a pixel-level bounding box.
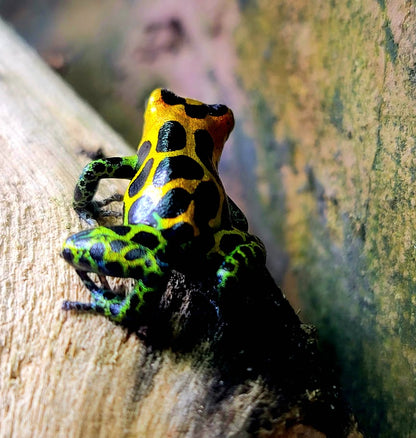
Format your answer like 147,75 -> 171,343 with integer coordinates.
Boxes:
0,20 -> 360,438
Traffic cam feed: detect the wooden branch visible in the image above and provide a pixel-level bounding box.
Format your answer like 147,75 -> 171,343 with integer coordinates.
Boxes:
0,19 -> 361,438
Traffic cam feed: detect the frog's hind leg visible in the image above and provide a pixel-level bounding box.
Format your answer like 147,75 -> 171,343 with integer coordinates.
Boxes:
62,225 -> 168,324
213,230 -> 266,298
62,270 -> 123,312
63,271 -> 157,325
62,271 -> 103,313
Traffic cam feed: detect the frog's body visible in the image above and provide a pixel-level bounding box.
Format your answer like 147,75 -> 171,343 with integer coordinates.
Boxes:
62,89 -> 266,326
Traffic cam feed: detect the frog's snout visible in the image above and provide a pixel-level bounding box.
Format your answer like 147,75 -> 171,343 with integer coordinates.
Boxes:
61,234 -> 77,263
61,232 -> 100,273
61,246 -> 74,263
61,233 -> 83,266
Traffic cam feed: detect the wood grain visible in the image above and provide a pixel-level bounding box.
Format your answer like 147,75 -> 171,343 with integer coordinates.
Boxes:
0,20 -> 361,438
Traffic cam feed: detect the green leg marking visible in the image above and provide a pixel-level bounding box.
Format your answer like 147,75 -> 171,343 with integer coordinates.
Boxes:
73,155 -> 138,223
62,224 -> 168,324
63,271 -> 158,324
216,233 -> 266,295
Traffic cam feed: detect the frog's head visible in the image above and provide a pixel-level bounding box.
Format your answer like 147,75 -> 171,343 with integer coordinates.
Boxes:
142,88 -> 234,169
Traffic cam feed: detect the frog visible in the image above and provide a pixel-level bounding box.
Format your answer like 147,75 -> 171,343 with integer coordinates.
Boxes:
61,88 -> 266,327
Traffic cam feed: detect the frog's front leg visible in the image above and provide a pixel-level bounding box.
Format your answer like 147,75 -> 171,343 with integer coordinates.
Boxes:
74,155 -> 138,224
63,271 -> 158,324
61,224 -> 168,324
214,230 -> 266,297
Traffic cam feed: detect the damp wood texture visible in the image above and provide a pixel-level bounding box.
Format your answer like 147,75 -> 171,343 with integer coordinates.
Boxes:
0,20 -> 361,438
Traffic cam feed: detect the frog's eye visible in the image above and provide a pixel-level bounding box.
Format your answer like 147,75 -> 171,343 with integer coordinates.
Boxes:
207,104 -> 229,117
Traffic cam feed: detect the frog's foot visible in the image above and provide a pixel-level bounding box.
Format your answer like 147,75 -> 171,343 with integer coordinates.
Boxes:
63,271 -> 156,324
95,193 -> 123,217
76,194 -> 123,225
62,300 -> 95,312
62,271 -> 123,314
216,236 -> 266,296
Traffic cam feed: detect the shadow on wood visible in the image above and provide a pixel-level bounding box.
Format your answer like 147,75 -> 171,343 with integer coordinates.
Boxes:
108,265 -> 360,438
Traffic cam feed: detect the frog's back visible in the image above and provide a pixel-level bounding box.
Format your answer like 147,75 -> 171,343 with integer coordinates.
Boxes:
124,89 -> 235,240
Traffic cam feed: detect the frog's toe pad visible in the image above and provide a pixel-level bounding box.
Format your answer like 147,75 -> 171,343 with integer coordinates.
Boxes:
62,300 -> 96,312
217,264 -> 238,287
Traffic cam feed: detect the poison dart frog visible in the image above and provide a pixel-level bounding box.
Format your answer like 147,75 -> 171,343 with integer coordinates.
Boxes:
62,88 -> 266,326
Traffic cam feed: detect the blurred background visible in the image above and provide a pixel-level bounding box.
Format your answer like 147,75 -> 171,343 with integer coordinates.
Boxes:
3,2 -> 416,437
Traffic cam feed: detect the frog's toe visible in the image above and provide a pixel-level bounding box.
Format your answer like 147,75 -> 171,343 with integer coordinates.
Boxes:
217,263 -> 238,289
62,300 -> 95,312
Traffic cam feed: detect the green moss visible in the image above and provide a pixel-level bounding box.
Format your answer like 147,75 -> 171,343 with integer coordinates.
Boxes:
376,0 -> 386,9
383,21 -> 398,64
329,87 -> 344,133
236,0 -> 416,436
